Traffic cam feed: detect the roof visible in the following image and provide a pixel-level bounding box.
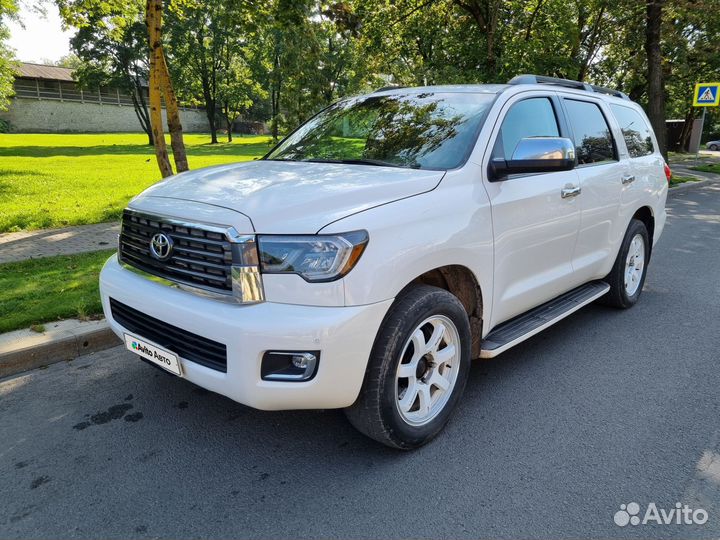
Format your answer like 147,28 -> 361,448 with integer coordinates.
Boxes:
16,62 -> 75,82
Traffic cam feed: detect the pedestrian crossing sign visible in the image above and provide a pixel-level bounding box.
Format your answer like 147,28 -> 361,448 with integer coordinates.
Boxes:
693,83 -> 720,107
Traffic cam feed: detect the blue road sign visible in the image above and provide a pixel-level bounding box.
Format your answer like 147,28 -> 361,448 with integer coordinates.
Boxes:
694,83 -> 720,107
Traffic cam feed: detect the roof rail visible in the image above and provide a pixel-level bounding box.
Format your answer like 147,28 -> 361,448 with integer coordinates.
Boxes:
508,74 -> 630,100
372,85 -> 406,93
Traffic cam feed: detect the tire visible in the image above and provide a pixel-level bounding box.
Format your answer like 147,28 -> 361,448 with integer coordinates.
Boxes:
710,144 -> 718,151
345,284 -> 471,449
601,219 -> 650,309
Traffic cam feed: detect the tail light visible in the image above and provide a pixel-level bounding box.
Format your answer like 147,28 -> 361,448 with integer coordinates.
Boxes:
664,163 -> 672,184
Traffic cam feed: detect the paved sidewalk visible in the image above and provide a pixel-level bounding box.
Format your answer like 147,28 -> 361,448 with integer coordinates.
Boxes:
0,221 -> 120,264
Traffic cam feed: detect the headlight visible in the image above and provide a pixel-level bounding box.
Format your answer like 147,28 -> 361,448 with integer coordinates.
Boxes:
257,231 -> 368,282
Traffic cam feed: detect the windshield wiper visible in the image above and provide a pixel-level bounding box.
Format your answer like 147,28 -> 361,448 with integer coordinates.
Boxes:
300,158 -> 413,169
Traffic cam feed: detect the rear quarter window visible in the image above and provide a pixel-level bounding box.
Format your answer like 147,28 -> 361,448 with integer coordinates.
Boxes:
610,104 -> 655,158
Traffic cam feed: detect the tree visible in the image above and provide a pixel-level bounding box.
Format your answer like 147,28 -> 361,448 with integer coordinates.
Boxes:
645,0 -> 667,159
0,0 -> 18,112
264,0 -> 317,140
146,0 -> 188,176
663,0 -> 720,150
262,0 -> 368,138
57,0 -> 155,144
41,53 -> 82,68
218,56 -> 265,142
145,0 -> 172,176
165,1 -> 240,144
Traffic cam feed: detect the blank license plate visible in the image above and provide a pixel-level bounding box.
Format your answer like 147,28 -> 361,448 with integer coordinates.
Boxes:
124,333 -> 182,376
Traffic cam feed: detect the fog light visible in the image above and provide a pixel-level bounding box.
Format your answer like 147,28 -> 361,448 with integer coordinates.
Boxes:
261,351 -> 319,382
292,353 -> 315,369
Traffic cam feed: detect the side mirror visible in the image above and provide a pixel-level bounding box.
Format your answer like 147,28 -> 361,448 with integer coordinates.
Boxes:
490,137 -> 576,179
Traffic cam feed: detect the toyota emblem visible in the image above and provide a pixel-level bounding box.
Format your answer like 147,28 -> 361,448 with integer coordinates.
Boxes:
150,232 -> 173,260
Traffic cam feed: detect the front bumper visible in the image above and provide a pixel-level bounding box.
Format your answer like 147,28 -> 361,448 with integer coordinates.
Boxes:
100,256 -> 392,410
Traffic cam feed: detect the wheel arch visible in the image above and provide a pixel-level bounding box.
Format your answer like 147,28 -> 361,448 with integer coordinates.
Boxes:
632,205 -> 655,256
398,265 -> 484,359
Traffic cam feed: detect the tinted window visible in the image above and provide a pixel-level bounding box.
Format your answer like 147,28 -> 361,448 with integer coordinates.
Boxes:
266,92 -> 496,170
610,104 -> 655,158
564,100 -> 616,165
493,98 -> 559,159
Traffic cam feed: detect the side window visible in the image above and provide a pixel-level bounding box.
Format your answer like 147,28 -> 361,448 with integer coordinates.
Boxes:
493,97 -> 560,159
610,104 -> 655,158
564,99 -> 617,165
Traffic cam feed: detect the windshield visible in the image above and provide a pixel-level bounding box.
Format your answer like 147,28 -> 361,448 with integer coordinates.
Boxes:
266,91 -> 497,170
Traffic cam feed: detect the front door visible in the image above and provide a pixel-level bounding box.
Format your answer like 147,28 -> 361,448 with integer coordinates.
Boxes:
482,93 -> 582,329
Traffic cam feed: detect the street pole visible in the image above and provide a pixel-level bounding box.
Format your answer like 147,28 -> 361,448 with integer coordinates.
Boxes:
696,107 -> 706,166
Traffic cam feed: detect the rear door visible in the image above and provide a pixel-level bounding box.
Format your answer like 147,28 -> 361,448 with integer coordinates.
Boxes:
609,103 -> 666,243
560,96 -> 627,282
482,92 -> 582,328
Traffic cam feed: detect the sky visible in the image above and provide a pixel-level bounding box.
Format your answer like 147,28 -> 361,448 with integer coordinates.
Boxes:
7,3 -> 72,64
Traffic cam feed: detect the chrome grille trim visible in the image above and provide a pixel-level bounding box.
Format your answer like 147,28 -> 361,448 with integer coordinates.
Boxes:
118,209 -> 264,303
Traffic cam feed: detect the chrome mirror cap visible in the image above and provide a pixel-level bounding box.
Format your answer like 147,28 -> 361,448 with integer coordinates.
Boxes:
511,136 -> 576,162
490,137 -> 577,179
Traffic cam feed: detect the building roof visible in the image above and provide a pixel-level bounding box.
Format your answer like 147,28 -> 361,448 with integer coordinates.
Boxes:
16,62 -> 75,82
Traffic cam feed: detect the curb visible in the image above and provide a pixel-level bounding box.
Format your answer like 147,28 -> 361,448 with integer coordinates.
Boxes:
0,319 -> 120,379
668,179 -> 712,194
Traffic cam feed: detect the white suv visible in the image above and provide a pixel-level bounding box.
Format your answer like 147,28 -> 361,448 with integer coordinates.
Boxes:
100,75 -> 669,449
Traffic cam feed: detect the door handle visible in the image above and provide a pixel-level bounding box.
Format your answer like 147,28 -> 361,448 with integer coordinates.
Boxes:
622,174 -> 636,185
561,185 -> 582,199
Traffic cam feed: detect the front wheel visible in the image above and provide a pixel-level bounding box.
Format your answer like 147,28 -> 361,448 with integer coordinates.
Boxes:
345,285 -> 471,449
602,219 -> 650,308
710,144 -> 718,151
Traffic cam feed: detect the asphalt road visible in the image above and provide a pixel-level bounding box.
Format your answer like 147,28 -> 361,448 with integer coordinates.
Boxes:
2,185 -> 719,539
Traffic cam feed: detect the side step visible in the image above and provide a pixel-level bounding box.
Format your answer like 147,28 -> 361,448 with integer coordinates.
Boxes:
480,280 -> 610,358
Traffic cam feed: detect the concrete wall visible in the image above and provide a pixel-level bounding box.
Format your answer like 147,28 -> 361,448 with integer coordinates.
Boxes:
0,97 -> 210,133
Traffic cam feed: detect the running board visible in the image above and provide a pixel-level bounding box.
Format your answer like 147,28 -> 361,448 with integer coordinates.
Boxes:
480,280 -> 610,358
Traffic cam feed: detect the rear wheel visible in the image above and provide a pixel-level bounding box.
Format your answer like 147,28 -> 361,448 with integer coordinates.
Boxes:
345,285 -> 471,449
710,144 -> 718,151
602,219 -> 650,308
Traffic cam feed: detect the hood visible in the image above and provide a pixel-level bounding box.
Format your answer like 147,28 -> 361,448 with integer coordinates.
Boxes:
131,160 -> 445,233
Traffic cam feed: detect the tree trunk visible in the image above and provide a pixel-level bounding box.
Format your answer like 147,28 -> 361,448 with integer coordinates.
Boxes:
204,101 -> 218,143
225,112 -> 233,142
524,0 -> 546,41
130,86 -> 153,146
271,49 -> 281,141
679,106 -> 698,152
453,0 -> 498,79
146,0 -> 173,178
645,0 -> 667,160
159,53 -> 189,172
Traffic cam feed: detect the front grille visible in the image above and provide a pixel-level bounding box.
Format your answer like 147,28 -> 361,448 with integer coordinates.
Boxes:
110,298 -> 228,372
119,210 -> 234,293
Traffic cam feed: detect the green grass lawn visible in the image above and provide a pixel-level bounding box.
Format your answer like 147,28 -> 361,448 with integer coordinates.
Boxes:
692,164 -> 720,174
0,133 -> 273,233
669,175 -> 701,187
0,249 -> 115,333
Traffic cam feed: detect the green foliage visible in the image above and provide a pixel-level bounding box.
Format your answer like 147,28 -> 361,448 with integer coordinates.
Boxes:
692,164 -> 720,174
0,0 -> 18,111
0,249 -> 116,333
354,0 -> 627,85
56,0 -> 152,140
668,175 -> 700,186
47,0 -> 720,147
165,0 -> 265,142
218,56 -> 267,139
